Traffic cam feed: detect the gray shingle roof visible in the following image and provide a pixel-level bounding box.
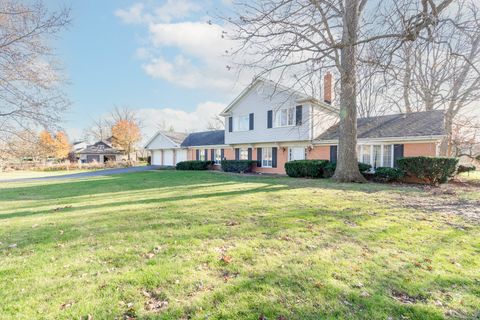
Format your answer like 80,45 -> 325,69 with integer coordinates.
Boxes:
162,131 -> 188,145
181,130 -> 225,147
316,110 -> 445,141
78,141 -> 123,155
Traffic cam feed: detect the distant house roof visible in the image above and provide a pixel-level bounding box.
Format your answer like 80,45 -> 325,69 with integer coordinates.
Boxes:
162,131 -> 188,145
181,130 -> 225,147
78,141 -> 123,155
316,110 -> 445,141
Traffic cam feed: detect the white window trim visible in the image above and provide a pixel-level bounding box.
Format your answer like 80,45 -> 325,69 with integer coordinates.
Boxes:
214,148 -> 222,165
239,147 -> 249,160
274,107 -> 295,128
358,144 -> 395,169
262,147 -> 273,168
234,114 -> 250,132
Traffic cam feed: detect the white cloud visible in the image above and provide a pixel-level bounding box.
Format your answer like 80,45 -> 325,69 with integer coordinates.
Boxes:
138,101 -> 226,139
115,0 -> 201,24
116,2 -> 248,92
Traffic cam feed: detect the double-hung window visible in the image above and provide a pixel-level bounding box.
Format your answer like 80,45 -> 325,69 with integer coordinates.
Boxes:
288,147 -> 305,161
275,108 -> 294,127
234,115 -> 249,131
262,148 -> 273,167
214,149 -> 222,164
239,148 -> 249,160
199,149 -> 206,161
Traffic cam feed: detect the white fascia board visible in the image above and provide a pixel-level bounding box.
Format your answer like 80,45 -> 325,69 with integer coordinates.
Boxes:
185,144 -> 230,149
144,131 -> 181,149
313,135 -> 445,145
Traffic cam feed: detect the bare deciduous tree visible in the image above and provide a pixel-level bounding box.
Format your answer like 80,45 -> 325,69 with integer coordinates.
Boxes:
206,115 -> 225,131
379,1 -> 480,155
0,1 -> 71,151
227,0 -> 454,182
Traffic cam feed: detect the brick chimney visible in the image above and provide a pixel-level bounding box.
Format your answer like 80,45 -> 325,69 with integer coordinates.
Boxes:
323,72 -> 333,104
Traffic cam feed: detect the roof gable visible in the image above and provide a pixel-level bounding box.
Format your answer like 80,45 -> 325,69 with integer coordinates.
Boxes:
220,78 -> 311,116
144,131 -> 187,149
316,110 -> 445,141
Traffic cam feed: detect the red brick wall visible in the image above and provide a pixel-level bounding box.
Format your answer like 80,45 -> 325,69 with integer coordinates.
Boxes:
307,145 -> 330,160
404,143 -> 437,157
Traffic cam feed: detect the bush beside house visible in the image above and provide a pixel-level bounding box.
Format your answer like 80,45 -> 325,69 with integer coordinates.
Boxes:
322,161 -> 372,178
457,164 -> 476,174
176,161 -> 213,170
284,160 -> 329,178
221,160 -> 256,173
397,156 -> 458,185
373,167 -> 405,182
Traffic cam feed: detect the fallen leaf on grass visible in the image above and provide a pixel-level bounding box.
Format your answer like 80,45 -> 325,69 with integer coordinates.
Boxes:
220,254 -> 233,264
8,244 -> 17,248
60,301 -> 74,310
226,220 -> 240,226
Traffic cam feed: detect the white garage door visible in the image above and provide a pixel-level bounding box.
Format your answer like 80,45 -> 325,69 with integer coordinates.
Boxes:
175,149 -> 187,164
163,150 -> 174,166
151,150 -> 162,165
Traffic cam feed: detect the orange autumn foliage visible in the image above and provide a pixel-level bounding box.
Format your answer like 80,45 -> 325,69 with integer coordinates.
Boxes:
111,120 -> 141,160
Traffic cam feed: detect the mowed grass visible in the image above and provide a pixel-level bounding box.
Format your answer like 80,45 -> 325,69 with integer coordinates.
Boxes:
0,171 -> 479,319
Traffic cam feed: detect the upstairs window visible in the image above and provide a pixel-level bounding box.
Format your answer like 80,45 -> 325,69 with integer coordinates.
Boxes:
275,108 -> 294,127
234,115 -> 249,131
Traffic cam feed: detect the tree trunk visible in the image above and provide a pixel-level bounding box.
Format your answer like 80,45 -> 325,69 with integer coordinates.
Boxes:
403,44 -> 413,113
439,110 -> 454,156
332,0 -> 366,183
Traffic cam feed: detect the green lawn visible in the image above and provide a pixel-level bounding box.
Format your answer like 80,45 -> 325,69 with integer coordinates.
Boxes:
0,171 -> 479,319
0,169 -> 94,180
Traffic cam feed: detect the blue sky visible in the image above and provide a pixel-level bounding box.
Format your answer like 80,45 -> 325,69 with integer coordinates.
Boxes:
52,0 -> 243,140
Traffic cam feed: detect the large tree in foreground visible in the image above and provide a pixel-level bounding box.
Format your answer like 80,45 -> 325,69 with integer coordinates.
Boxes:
0,1 -> 70,151
228,0 -> 454,182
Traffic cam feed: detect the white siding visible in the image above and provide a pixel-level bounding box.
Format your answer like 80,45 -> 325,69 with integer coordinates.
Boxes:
224,81 -> 335,144
146,133 -> 177,149
175,149 -> 187,164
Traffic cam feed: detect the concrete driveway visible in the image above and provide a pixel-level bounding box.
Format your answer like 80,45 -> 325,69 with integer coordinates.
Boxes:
0,165 -> 162,183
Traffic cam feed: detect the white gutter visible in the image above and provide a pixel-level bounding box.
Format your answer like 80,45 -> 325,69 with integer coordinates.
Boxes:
314,135 -> 445,145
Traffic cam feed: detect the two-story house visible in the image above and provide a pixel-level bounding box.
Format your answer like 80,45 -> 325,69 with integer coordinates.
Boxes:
145,74 -> 445,174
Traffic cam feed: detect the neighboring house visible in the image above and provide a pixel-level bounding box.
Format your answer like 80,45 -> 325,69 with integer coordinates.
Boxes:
145,75 -> 445,174
78,140 -> 124,163
72,141 -> 87,152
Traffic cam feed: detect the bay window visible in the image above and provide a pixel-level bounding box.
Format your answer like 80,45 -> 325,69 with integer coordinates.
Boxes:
275,108 -> 295,127
358,144 -> 395,169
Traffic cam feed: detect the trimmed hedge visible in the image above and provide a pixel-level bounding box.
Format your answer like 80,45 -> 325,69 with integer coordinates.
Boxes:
373,167 -> 405,182
221,160 -> 256,173
323,161 -> 372,178
176,160 -> 213,170
457,164 -> 476,174
397,156 -> 458,185
285,160 -> 329,178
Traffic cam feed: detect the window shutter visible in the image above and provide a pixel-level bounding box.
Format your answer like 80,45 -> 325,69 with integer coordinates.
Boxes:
393,144 -> 404,168
221,148 -> 225,160
296,105 -> 303,125
235,148 -> 240,160
272,147 -> 278,168
257,148 -> 262,167
248,148 -> 252,160
211,149 -> 215,161
228,117 -> 233,132
330,145 -> 338,163
267,110 -> 273,128
249,113 -> 254,130
195,149 -> 199,160
204,149 -> 208,160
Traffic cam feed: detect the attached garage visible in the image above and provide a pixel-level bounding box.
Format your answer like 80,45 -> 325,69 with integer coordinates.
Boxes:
144,131 -> 189,166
